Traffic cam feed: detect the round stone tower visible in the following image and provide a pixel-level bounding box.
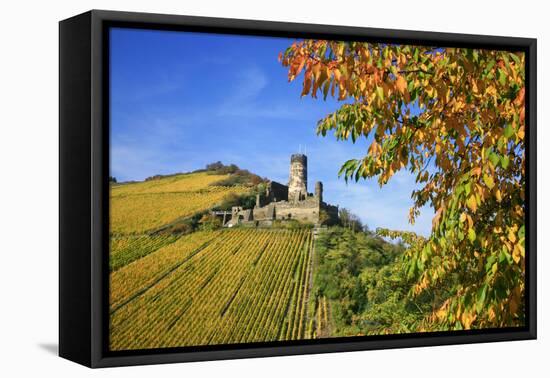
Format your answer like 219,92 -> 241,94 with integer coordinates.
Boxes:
315,181 -> 323,203
288,153 -> 307,202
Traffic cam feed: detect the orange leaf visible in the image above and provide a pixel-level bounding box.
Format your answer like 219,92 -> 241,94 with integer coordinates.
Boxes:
396,75 -> 407,94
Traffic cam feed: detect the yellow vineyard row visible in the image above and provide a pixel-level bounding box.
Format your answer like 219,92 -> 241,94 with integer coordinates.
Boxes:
109,228 -> 313,350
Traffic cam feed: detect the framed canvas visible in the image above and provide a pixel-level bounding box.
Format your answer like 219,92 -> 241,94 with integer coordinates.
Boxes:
59,9 -> 537,368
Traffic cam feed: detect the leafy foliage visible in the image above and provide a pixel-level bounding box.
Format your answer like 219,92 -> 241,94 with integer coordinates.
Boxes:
313,227 -> 406,335
205,162 -> 267,187
281,41 -> 526,330
198,213 -> 223,231
338,208 -> 365,231
205,161 -> 239,173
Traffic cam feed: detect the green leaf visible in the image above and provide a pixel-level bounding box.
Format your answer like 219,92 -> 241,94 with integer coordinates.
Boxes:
416,258 -> 424,271
468,228 -> 476,243
482,174 -> 495,189
518,225 -> 525,239
498,68 -> 507,86
485,255 -> 496,272
500,246 -> 512,265
319,43 -> 327,58
488,152 -> 500,167
510,53 -> 521,66
485,59 -> 496,74
464,182 -> 471,196
338,159 -> 358,180
504,124 -> 514,139
501,155 -> 510,169
476,284 -> 488,313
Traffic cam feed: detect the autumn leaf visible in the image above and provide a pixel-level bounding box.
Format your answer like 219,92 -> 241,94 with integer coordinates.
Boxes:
396,75 -> 407,94
483,174 -> 495,189
466,195 -> 478,212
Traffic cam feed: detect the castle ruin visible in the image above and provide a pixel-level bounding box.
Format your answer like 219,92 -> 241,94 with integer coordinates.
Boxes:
224,153 -> 339,227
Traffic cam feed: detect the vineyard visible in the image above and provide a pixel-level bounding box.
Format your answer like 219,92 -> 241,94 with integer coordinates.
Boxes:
110,234 -> 180,272
109,168 -> 336,350
110,228 -> 315,350
110,172 -> 247,234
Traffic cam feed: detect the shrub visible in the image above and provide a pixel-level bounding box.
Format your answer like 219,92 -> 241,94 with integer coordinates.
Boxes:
198,214 -> 222,231
205,162 -> 239,175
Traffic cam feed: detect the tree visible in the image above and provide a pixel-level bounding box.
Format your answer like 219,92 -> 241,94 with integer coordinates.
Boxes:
338,208 -> 363,232
280,41 -> 525,330
206,161 -> 224,171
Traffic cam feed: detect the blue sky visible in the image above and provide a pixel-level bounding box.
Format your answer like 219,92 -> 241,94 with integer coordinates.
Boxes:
110,27 -> 434,236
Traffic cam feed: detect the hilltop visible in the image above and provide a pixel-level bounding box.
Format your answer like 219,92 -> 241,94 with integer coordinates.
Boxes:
110,162 -> 266,236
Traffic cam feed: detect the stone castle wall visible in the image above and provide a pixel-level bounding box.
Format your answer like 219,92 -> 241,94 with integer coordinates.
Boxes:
271,198 -> 320,223
265,181 -> 288,204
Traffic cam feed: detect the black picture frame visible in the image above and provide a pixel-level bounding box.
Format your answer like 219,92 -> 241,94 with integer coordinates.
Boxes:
59,9 -> 537,368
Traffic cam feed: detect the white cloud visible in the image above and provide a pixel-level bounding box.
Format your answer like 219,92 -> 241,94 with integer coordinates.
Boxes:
217,66 -> 318,120
220,66 -> 268,107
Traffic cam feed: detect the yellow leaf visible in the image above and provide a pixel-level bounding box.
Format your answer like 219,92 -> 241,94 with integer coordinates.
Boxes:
512,245 -> 521,264
461,311 -> 476,329
466,214 -> 473,228
512,243 -> 523,264
508,229 -> 517,243
515,125 -> 525,140
466,195 -> 477,213
495,189 -> 502,202
483,174 -> 495,189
